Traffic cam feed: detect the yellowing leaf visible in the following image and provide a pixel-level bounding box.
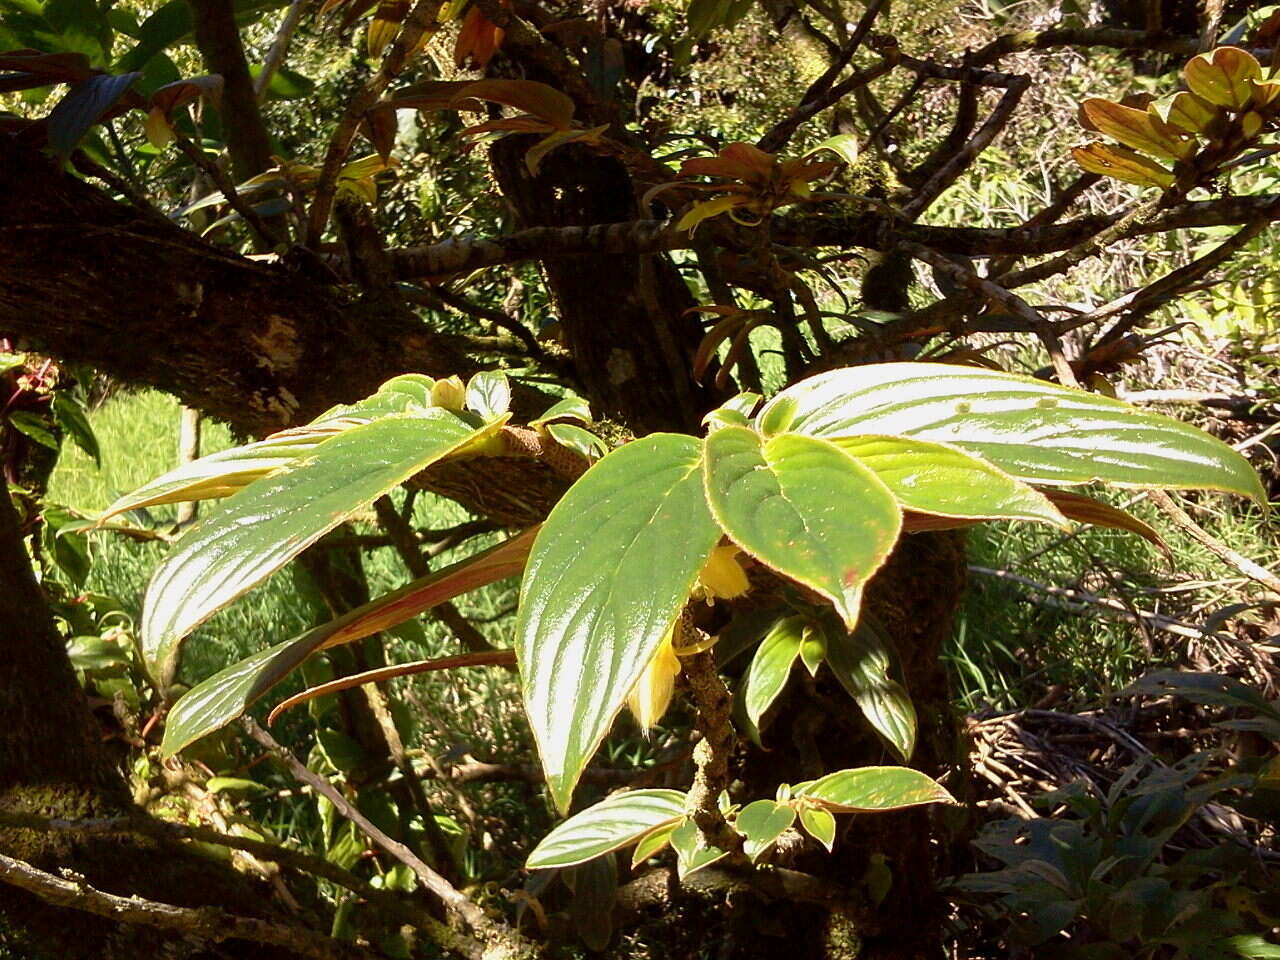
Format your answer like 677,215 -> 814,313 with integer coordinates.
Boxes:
1072,142 -> 1174,189
676,194 -> 744,232
1184,46 -> 1262,110
695,545 -> 749,600
1079,98 -> 1196,161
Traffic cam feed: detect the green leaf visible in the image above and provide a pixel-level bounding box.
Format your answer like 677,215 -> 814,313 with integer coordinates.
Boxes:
799,627 -> 825,676
546,422 -> 608,460
742,614 -> 806,728
703,426 -> 901,629
66,636 -> 130,673
142,409 -> 499,685
160,528 -> 533,757
1222,935 -> 1280,959
797,804 -> 836,851
734,799 -> 796,862
796,766 -> 955,813
465,370 -> 511,419
516,434 -> 722,813
51,394 -> 100,467
630,820 -> 678,868
0,353 -> 25,374
830,435 -> 1066,527
760,363 -> 1264,502
7,411 -> 57,449
822,614 -> 916,762
804,133 -> 859,167
566,854 -> 617,952
526,789 -> 686,869
669,818 -> 730,879
530,395 -> 592,427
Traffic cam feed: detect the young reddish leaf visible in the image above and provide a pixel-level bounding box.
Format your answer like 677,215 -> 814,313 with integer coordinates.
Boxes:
454,78 -> 574,129
1039,489 -> 1164,547
1072,142 -> 1174,188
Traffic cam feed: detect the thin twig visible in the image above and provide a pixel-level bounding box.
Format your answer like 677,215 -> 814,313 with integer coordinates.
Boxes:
241,716 -> 531,955
1146,490 -> 1280,597
255,0 -> 308,99
171,128 -> 279,248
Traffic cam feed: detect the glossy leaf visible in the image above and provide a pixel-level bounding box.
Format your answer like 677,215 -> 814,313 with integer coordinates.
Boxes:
630,820 -> 678,868
796,766 -> 955,813
1072,142 -> 1174,188
669,818 -> 730,879
760,363 -> 1264,502
830,435 -> 1066,527
526,789 -> 686,869
797,804 -> 836,851
530,395 -> 592,427
1183,46 -> 1261,110
1079,98 -> 1196,161
516,434 -> 722,813
465,370 -> 511,419
822,614 -> 916,762
742,614 -> 806,728
703,426 -> 901,628
142,409 -> 500,682
160,529 -> 535,756
735,799 -> 796,862
545,422 -> 608,460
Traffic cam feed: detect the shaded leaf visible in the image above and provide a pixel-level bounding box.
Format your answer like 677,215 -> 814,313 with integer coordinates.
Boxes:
742,614 -> 806,728
46,71 -> 139,159
822,613 -> 916,761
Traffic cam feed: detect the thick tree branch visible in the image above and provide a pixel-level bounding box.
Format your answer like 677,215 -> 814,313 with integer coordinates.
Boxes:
0,853 -> 374,960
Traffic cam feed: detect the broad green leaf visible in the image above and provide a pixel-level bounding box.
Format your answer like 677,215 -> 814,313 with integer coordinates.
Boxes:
822,614 -> 916,762
530,395 -> 592,427
546,422 -> 608,460
143,409 -> 500,684
797,804 -> 836,851
704,392 -> 762,432
760,363 -> 1264,502
66,636 -> 130,673
734,799 -> 796,862
527,789 -> 686,869
565,854 -> 617,952
103,374 -> 440,521
669,818 -> 730,879
742,614 -> 806,728
160,528 -> 534,756
0,353 -> 24,374
465,370 -> 511,419
631,820 -> 678,868
7,411 -> 57,449
797,766 -> 955,813
703,426 -> 901,628
51,394 -> 100,467
516,434 -> 722,813
830,435 -> 1066,527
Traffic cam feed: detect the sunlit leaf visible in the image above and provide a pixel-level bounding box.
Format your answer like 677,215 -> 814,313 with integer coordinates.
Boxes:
797,804 -> 836,851
703,426 -> 901,628
1040,489 -> 1163,546
526,789 -> 686,869
1079,98 -> 1196,162
160,529 -> 534,756
142,409 -> 502,683
1072,142 -> 1174,188
796,766 -> 955,813
676,194 -> 745,233
465,370 -> 511,419
761,363 -> 1264,502
804,133 -> 858,166
1183,46 -> 1262,110
516,434 -> 722,813
734,799 -> 796,862
631,820 -> 678,868
742,614 -> 806,728
669,818 -> 729,879
829,435 -> 1066,527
